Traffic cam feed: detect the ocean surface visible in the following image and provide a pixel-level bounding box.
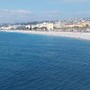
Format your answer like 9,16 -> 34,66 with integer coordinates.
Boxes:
0,31 -> 90,90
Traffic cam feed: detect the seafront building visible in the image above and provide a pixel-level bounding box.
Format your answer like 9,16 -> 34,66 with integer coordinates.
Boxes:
54,21 -> 63,29
0,26 -> 16,30
0,18 -> 90,32
31,22 -> 54,30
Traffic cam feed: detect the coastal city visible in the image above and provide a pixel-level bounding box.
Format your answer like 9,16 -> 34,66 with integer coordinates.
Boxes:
1,0 -> 90,90
0,18 -> 90,32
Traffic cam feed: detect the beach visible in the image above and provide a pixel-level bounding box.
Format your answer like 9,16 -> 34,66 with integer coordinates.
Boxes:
1,30 -> 90,40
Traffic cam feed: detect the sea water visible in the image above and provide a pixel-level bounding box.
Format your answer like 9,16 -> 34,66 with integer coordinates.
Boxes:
0,32 -> 90,90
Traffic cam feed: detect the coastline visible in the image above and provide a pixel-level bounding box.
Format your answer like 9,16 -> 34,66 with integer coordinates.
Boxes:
1,30 -> 90,40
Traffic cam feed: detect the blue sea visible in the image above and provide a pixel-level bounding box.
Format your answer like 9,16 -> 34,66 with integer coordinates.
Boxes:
0,32 -> 90,90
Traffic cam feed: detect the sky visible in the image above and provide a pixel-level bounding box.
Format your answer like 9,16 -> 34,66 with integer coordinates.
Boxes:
0,0 -> 90,23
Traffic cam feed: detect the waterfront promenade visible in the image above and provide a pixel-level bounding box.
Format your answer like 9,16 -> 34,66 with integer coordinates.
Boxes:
1,30 -> 90,40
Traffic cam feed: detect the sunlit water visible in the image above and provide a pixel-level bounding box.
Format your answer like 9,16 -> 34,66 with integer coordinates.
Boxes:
0,32 -> 90,90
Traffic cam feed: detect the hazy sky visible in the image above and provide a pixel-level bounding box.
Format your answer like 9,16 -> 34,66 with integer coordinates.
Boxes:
0,0 -> 90,23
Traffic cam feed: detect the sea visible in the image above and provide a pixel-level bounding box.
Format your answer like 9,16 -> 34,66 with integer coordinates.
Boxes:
0,31 -> 90,90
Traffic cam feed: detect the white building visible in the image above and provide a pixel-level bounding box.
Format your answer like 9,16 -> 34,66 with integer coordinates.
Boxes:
54,21 -> 64,28
31,22 -> 54,30
1,26 -> 16,30
26,25 -> 31,29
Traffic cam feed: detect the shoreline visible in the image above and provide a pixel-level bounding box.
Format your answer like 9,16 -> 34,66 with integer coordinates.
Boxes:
1,30 -> 90,40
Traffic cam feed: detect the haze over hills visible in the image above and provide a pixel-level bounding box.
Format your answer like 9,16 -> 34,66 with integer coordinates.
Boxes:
0,0 -> 90,23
